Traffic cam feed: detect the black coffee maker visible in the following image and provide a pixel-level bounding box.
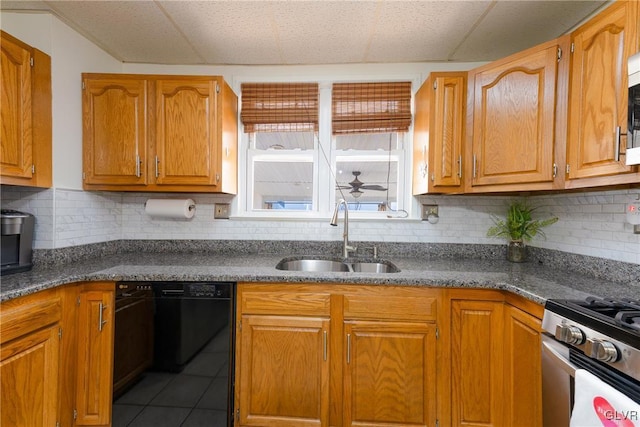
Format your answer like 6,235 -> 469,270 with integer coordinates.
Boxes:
1,210 -> 35,275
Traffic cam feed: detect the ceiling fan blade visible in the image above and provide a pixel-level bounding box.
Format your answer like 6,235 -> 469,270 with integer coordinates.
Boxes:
336,185 -> 352,189
360,185 -> 388,191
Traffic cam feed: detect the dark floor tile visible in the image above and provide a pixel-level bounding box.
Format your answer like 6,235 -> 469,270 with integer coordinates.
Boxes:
150,375 -> 212,408
183,351 -> 228,377
202,329 -> 230,353
216,361 -> 229,378
196,377 -> 228,411
128,406 -> 191,427
112,404 -> 144,427
116,372 -> 175,405
181,409 -> 227,427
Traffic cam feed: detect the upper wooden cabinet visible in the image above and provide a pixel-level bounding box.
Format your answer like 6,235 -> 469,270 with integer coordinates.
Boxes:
413,72 -> 466,195
0,31 -> 52,188
566,0 -> 640,187
82,73 -> 238,193
466,37 -> 569,192
82,76 -> 148,186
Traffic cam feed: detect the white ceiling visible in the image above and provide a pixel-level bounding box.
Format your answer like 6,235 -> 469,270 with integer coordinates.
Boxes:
1,0 -> 608,66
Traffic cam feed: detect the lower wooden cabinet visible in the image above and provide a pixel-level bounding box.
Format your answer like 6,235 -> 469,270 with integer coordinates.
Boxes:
0,289 -> 61,427
503,304 -> 542,427
0,282 -> 114,427
235,284 -> 441,427
75,287 -> 115,426
449,291 -> 543,427
451,298 -> 505,427
344,320 -> 437,427
238,314 -> 331,426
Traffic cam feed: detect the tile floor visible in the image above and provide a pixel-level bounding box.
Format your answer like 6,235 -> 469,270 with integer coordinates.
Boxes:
112,328 -> 231,427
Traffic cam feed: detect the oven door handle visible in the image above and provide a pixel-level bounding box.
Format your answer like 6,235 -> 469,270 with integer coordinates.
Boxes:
542,338 -> 579,377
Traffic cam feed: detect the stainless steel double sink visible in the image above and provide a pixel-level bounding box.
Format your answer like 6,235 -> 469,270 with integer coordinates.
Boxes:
275,257 -> 400,273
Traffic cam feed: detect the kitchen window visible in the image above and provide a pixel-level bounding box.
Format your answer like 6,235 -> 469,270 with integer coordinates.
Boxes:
240,80 -> 412,218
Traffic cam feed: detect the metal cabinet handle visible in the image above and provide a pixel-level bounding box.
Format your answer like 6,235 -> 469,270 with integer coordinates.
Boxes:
323,331 -> 327,361
135,155 -> 141,178
155,156 -> 160,178
458,155 -> 462,178
346,333 -> 351,364
615,126 -> 621,162
472,154 -> 477,178
98,302 -> 108,332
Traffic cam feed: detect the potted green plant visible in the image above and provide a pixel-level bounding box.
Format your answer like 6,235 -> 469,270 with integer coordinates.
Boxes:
486,200 -> 558,262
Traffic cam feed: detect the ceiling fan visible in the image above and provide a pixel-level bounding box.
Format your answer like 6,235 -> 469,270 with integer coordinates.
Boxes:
337,171 -> 387,198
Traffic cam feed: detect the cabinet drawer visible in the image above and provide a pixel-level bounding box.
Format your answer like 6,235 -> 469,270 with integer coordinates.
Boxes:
0,289 -> 61,344
241,291 -> 331,316
344,291 -> 437,321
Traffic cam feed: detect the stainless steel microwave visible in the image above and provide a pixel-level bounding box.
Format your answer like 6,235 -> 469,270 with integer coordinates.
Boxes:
628,52 -> 640,165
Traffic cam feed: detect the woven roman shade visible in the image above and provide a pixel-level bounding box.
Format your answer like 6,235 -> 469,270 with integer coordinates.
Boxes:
241,83 -> 319,132
332,81 -> 412,135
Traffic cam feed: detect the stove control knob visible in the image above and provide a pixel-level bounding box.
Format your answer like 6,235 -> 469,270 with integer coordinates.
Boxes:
585,339 -> 619,363
555,324 -> 585,345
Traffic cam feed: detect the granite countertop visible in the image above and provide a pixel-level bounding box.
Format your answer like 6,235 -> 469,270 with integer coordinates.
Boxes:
1,251 -> 633,305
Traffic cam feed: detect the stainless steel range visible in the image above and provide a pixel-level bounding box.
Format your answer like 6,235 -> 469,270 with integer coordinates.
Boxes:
541,297 -> 640,426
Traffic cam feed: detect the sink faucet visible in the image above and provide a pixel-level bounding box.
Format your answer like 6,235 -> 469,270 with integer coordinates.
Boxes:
330,199 -> 357,258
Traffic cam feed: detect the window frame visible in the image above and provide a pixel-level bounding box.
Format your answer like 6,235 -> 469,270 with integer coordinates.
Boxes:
236,76 -> 421,220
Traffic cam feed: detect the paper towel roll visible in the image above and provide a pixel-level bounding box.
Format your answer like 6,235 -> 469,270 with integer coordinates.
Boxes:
144,199 -> 196,219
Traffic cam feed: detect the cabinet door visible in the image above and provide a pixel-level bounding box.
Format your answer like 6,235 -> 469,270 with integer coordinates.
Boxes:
82,76 -> 148,186
413,73 -> 466,195
112,294 -> 154,397
155,79 -> 218,186
75,290 -> 114,426
343,320 -> 437,427
567,1 -> 639,180
432,74 -> 465,189
238,314 -> 330,427
1,32 -> 33,179
451,300 -> 504,427
503,305 -> 542,427
1,325 -> 60,427
471,44 -> 558,187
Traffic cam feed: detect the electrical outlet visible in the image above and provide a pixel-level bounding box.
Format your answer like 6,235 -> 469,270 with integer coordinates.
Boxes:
214,203 -> 230,219
421,204 -> 438,221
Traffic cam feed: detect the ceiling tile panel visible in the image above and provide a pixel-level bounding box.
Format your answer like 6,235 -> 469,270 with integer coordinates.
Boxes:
367,1 -> 491,62
45,0 -> 203,63
451,0 -> 607,61
159,1 -> 284,65
269,1 -> 379,65
1,0 -> 611,65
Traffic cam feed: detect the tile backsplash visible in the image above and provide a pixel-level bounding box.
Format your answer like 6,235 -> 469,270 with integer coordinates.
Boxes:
2,186 -> 639,264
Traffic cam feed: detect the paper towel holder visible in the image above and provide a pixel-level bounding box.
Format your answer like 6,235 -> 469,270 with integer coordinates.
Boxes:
143,198 -> 197,220
143,200 -> 196,211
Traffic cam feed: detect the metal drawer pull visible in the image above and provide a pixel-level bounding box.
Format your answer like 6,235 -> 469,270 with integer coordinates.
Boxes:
346,333 -> 351,364
98,302 -> 108,331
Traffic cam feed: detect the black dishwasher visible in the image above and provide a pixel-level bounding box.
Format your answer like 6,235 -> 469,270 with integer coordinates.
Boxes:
114,281 -> 235,426
152,282 -> 233,371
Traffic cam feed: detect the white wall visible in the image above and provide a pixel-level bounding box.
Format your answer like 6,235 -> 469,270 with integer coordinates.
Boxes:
1,11 -> 123,190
